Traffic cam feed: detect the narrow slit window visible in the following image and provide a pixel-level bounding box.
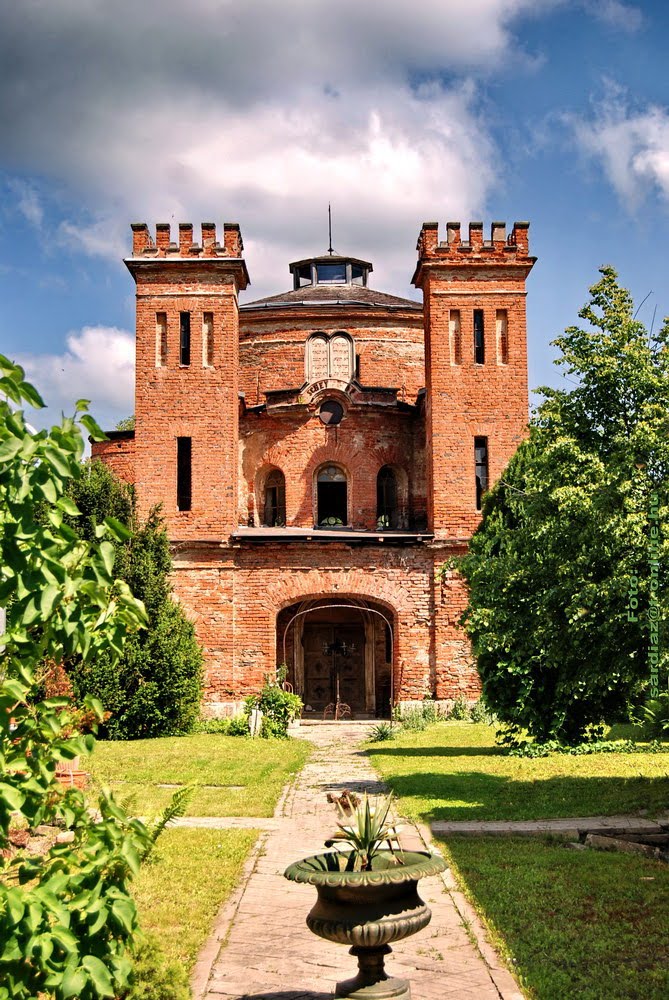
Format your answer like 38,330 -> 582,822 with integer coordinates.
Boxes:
449,309 -> 461,365
475,437 -> 488,510
496,309 -> 508,364
203,312 -> 214,366
177,437 -> 192,511
156,312 -> 167,367
180,312 -> 191,366
474,310 -> 485,364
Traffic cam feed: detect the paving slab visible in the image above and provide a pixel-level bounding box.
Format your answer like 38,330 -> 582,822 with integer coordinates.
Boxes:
195,724 -> 525,1000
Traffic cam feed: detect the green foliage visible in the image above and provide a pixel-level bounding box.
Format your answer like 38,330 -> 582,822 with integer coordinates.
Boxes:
456,267 -> 669,743
324,792 -> 398,871
470,699 -> 493,724
368,722 -> 396,742
141,786 -> 194,865
505,738 -> 666,758
192,717 -> 232,734
227,715 -> 251,736
448,696 -> 470,721
121,935 -> 189,1000
65,461 -> 203,739
0,356 -> 151,999
245,671 -> 302,738
115,416 -> 135,432
640,692 -> 669,739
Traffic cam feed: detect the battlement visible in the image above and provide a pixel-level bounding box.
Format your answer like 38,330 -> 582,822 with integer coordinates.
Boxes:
415,220 -> 532,263
129,222 -> 244,259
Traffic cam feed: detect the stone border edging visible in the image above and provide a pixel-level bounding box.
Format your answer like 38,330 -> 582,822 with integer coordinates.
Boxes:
431,814 -> 669,837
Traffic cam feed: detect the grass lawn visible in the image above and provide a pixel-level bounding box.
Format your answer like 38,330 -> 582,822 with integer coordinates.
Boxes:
441,836 -> 669,1000
367,722 -> 669,822
132,827 -> 258,974
87,734 -> 311,818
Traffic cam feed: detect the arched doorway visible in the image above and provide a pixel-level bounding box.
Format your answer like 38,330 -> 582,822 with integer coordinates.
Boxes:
277,598 -> 394,718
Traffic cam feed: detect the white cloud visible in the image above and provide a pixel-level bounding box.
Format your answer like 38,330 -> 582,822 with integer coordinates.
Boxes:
16,326 -> 134,430
572,86 -> 669,208
583,0 -> 643,32
0,0 -> 554,298
7,179 -> 44,227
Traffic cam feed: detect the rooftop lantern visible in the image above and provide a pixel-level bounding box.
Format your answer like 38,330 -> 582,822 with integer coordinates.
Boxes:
289,254 -> 373,290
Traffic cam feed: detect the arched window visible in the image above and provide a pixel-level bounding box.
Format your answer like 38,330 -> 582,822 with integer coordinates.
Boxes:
263,468 -> 286,527
316,465 -> 347,527
377,466 -> 398,529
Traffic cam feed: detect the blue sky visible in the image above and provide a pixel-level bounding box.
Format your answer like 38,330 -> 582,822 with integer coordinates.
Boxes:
1,0 -> 668,431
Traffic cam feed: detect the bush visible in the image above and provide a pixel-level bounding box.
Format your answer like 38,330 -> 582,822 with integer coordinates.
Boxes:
245,671 -> 302,738
395,705 -> 428,731
228,715 -> 251,736
448,695 -> 470,721
470,699 -> 494,724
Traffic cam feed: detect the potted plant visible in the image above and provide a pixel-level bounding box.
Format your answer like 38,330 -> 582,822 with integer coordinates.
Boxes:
284,793 -> 446,999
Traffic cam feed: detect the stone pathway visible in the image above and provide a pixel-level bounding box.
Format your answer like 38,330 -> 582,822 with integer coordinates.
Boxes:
193,724 -> 525,1000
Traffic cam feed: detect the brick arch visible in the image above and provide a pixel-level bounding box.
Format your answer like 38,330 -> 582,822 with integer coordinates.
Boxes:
263,572 -> 411,620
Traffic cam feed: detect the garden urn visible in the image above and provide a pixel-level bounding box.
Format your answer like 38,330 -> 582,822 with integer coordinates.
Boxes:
284,849 -> 446,999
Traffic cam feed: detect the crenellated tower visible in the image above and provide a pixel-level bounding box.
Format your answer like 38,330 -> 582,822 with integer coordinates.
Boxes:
126,221 -> 249,539
413,220 -> 536,539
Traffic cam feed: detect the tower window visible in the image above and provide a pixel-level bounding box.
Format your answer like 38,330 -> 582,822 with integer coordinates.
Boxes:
496,309 -> 508,364
203,312 -> 214,366
295,263 -> 313,288
263,469 -> 286,526
449,309 -> 461,365
156,312 -> 167,367
177,437 -> 192,511
316,465 -> 347,527
180,312 -> 191,366
474,310 -> 485,365
316,263 -> 346,284
475,437 -> 488,510
377,466 -> 398,529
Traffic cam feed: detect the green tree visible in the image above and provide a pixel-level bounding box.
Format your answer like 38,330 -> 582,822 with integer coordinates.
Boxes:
456,267 -> 669,742
0,356 -> 150,998
65,462 -> 203,739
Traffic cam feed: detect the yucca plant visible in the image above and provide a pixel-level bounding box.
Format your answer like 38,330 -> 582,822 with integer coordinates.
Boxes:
324,792 -> 400,870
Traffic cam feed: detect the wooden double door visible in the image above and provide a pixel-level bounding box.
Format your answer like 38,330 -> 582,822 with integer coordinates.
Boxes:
302,623 -> 366,714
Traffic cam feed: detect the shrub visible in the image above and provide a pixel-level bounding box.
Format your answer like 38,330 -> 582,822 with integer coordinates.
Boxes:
448,695 -> 470,721
246,671 -> 303,738
396,705 -> 428,731
228,715 -> 251,737
470,699 -> 494,724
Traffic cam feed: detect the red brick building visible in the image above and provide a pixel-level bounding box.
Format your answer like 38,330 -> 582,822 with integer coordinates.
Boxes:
93,218 -> 535,718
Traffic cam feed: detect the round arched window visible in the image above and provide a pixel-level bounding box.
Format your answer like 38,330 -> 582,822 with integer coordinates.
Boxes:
319,400 -> 344,426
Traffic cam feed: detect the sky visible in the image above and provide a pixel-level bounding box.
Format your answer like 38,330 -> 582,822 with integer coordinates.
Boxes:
1,0 -> 668,432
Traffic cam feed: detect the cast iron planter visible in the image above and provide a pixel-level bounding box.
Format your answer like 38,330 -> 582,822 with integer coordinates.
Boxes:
284,849 -> 446,999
